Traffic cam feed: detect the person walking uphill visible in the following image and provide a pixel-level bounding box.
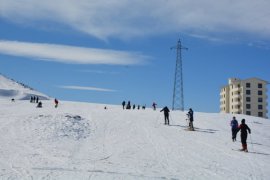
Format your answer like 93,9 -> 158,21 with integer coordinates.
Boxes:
237,119 -> 251,152
160,106 -> 170,125
230,117 -> 238,142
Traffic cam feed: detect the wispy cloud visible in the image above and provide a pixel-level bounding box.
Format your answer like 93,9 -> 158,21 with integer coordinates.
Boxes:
58,85 -> 117,92
1,0 -> 270,40
0,40 -> 148,65
78,70 -> 119,75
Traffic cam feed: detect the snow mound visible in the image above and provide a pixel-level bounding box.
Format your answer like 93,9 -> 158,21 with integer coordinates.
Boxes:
0,74 -> 50,100
32,114 -> 91,141
54,114 -> 91,140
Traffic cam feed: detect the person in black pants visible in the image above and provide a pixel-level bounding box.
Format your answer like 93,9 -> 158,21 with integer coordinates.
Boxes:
160,106 -> 170,125
237,119 -> 251,152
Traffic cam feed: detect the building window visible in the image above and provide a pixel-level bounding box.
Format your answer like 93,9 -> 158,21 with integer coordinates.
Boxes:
246,104 -> 251,109
246,111 -> 251,115
258,112 -> 263,117
246,83 -> 250,88
258,90 -> 263,95
258,98 -> 263,103
246,90 -> 251,95
258,83 -> 263,88
246,97 -> 251,102
258,105 -> 263,110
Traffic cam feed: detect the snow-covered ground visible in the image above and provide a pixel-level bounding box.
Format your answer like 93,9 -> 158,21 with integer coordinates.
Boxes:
0,99 -> 270,180
0,74 -> 269,179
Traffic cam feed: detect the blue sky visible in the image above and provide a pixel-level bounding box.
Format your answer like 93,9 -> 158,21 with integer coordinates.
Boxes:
0,0 -> 270,114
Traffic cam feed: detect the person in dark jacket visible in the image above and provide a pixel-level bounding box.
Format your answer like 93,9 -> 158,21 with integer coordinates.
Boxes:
37,101 -> 42,108
160,106 -> 170,125
122,101 -> 126,109
237,119 -> 251,152
187,108 -> 194,130
54,98 -> 59,108
152,102 -> 157,110
230,116 -> 238,142
126,101 -> 131,109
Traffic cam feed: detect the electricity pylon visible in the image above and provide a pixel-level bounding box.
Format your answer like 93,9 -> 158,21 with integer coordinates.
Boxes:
171,39 -> 188,111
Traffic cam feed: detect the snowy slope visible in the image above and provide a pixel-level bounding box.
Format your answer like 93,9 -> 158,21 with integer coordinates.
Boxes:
0,74 -> 49,100
0,99 -> 269,180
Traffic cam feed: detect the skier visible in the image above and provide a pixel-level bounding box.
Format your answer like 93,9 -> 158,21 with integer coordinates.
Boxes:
54,98 -> 59,108
122,101 -> 126,109
187,108 -> 194,130
133,104 -> 136,110
230,116 -> 238,142
237,119 -> 251,152
36,96 -> 39,103
152,102 -> 157,110
160,106 -> 170,125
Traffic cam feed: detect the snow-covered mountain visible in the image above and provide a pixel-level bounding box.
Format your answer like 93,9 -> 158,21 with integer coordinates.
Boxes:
0,74 -> 49,100
0,75 -> 269,179
0,98 -> 269,180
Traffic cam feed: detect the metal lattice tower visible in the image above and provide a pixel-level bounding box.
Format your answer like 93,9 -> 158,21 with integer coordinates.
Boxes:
171,39 -> 188,111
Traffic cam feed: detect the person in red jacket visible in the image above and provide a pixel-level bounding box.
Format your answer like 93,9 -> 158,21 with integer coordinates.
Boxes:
237,119 -> 251,152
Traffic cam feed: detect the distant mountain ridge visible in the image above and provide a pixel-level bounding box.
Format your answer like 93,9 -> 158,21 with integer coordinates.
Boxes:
0,73 -> 50,100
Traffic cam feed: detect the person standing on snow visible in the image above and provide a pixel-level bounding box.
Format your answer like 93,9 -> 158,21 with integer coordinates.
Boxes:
230,116 -> 238,142
187,108 -> 194,130
160,106 -> 170,125
237,119 -> 251,152
152,102 -> 157,110
122,101 -> 126,109
54,98 -> 59,108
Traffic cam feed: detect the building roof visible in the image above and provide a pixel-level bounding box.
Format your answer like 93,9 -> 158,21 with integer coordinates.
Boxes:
242,77 -> 269,84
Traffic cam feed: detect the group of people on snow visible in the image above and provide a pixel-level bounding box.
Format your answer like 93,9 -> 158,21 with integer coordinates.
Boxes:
230,116 -> 251,152
29,96 -> 59,108
30,96 -> 39,103
160,106 -> 251,152
122,101 -> 146,110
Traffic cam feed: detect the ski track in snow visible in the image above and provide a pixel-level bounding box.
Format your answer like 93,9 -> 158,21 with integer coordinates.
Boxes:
0,100 -> 270,179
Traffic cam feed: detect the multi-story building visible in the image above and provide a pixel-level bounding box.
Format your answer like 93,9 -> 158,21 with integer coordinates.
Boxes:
220,78 -> 268,118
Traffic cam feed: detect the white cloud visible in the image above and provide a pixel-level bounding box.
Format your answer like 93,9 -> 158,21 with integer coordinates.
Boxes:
58,85 -> 117,92
78,70 -> 119,75
1,0 -> 270,40
0,40 -> 148,65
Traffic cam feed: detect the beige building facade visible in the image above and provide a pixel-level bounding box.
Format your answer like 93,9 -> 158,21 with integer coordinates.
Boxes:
220,78 -> 268,118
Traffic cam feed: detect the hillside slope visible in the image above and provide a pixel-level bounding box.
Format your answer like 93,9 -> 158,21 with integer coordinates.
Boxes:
0,100 -> 269,179
0,74 -> 49,100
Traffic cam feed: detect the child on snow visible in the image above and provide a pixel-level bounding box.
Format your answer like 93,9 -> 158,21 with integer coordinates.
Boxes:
237,119 -> 251,152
